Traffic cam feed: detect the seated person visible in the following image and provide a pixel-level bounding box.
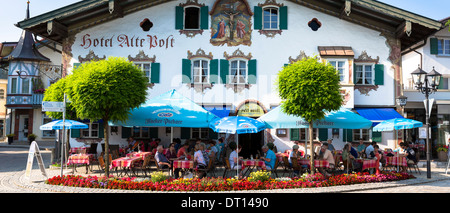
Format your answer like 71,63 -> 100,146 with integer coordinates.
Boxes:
194,143 -> 208,178
260,145 -> 276,170
155,145 -> 181,179
315,143 -> 335,176
177,142 -> 190,159
402,142 -> 417,164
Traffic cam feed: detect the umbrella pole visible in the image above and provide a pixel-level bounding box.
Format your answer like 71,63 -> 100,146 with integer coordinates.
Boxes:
237,134 -> 239,178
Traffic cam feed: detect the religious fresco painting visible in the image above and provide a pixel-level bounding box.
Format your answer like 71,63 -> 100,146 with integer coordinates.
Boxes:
210,0 -> 253,46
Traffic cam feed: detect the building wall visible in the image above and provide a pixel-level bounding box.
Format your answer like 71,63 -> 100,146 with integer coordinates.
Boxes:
65,0 -> 397,151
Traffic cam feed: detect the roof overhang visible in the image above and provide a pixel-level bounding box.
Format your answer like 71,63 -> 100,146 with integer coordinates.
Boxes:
15,0 -> 443,51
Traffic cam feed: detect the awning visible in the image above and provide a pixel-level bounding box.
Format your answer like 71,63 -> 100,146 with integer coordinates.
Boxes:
204,107 -> 231,118
355,108 -> 404,126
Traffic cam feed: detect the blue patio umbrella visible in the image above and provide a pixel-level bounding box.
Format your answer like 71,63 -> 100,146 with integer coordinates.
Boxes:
110,89 -> 219,128
372,118 -> 423,132
39,119 -> 89,130
373,118 -> 422,172
257,106 -> 372,129
209,116 -> 267,176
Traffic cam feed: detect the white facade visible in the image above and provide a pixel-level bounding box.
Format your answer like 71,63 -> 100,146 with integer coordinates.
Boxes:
64,0 -> 400,153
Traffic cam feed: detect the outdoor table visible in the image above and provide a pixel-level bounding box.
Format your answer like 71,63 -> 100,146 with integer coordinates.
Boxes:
69,147 -> 87,154
241,159 -> 266,176
126,151 -> 152,160
172,160 -> 194,178
298,159 -> 329,168
67,154 -> 94,174
355,158 -> 378,171
110,156 -> 142,176
276,153 -> 288,163
385,156 -> 407,171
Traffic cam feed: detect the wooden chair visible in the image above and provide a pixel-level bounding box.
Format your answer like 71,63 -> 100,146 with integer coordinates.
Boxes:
132,155 -> 152,177
282,156 -> 294,177
222,158 -> 232,178
197,157 -> 216,178
154,159 -> 171,176
290,157 -> 303,177
407,148 -> 421,174
271,157 -> 280,178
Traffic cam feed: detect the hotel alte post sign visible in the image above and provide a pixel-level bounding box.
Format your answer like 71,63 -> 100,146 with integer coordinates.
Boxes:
237,101 -> 265,117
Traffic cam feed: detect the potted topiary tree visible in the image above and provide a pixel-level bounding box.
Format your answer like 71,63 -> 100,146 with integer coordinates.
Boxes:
6,134 -> 14,145
27,133 -> 37,145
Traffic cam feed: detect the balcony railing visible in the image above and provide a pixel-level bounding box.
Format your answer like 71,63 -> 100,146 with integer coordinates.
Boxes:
6,93 -> 44,108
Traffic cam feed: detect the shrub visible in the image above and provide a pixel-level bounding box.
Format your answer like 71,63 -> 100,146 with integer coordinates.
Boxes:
150,171 -> 168,183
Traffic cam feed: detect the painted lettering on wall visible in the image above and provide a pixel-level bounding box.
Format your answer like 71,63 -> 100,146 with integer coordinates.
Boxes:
80,34 -> 175,50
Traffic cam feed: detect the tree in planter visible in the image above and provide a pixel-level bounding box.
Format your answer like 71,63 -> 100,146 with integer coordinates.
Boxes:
276,57 -> 342,174
66,57 -> 148,176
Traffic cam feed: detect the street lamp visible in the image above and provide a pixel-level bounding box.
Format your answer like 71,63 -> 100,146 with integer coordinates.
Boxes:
411,65 -> 441,179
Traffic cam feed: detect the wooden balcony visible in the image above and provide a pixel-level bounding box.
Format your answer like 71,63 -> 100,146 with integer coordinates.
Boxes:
6,93 -> 44,109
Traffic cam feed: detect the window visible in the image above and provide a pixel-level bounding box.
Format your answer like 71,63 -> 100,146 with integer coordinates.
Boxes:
21,78 -> 30,94
192,59 -> 209,83
192,128 -> 209,139
42,114 -> 56,138
184,7 -> 200,30
263,7 -> 278,30
81,123 -> 99,138
10,78 -> 17,94
438,39 -> 450,55
133,127 -> 150,138
299,128 -> 318,142
134,62 -> 151,83
230,60 -> 247,84
0,89 -> 4,99
353,129 -> 370,141
355,64 -> 374,85
329,60 -> 347,82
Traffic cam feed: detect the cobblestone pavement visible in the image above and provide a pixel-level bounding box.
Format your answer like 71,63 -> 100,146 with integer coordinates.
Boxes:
1,146 -> 450,193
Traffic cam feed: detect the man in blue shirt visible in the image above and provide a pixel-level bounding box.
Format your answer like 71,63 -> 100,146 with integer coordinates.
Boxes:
260,145 -> 276,170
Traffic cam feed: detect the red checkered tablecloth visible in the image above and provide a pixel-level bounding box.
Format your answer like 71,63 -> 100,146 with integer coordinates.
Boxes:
298,159 -> 329,168
69,147 -> 87,154
241,159 -> 266,169
355,159 -> 378,170
385,156 -> 407,167
67,154 -> 94,165
173,160 -> 194,169
126,152 -> 152,160
110,156 -> 141,169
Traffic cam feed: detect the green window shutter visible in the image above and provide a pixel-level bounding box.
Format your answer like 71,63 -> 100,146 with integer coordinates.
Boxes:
71,129 -> 80,138
219,59 -> 229,84
430,37 -> 438,55
122,127 -> 131,139
151,62 -> 160,83
150,127 -> 158,138
182,59 -> 192,83
175,6 -> 184,30
372,131 -> 382,143
209,59 -> 219,84
374,64 -> 384,85
353,63 -> 357,84
254,6 -> 262,30
343,129 -> 353,142
180,127 -> 191,139
318,128 -> 328,141
437,77 -> 444,89
290,129 -> 299,141
98,122 -> 104,138
283,64 -> 289,67
279,6 -> 288,30
209,128 -> 218,139
200,6 -> 209,30
73,63 -> 81,70
248,59 -> 257,84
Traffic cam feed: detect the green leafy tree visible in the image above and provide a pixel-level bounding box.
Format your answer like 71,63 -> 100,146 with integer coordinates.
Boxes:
64,57 -> 147,176
277,57 -> 342,173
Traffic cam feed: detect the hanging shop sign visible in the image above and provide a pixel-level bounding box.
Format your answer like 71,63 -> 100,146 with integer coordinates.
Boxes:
236,101 -> 266,117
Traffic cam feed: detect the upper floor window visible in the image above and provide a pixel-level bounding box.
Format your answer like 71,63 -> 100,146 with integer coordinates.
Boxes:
328,60 -> 347,82
184,7 -> 200,30
263,7 -> 278,30
10,78 -> 17,94
134,62 -> 152,83
81,122 -> 99,138
355,64 -> 374,85
175,3 -> 209,35
437,39 -> 450,55
192,59 -> 209,84
230,60 -> 247,84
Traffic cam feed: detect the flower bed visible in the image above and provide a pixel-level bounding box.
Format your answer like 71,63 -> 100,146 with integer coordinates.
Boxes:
45,171 -> 415,191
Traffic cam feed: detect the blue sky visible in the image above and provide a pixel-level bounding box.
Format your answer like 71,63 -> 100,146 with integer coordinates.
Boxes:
1,0 -> 449,42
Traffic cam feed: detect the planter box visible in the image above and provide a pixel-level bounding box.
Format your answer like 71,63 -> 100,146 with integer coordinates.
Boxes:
437,151 -> 448,162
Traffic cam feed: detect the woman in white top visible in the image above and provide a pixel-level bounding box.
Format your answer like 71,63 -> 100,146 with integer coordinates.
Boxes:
228,142 -> 242,169
194,143 -> 207,167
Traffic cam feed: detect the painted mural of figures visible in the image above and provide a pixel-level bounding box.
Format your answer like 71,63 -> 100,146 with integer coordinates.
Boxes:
212,19 -> 226,39
236,20 -> 245,38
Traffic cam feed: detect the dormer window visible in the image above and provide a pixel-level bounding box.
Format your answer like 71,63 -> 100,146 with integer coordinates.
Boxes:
175,1 -> 209,37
